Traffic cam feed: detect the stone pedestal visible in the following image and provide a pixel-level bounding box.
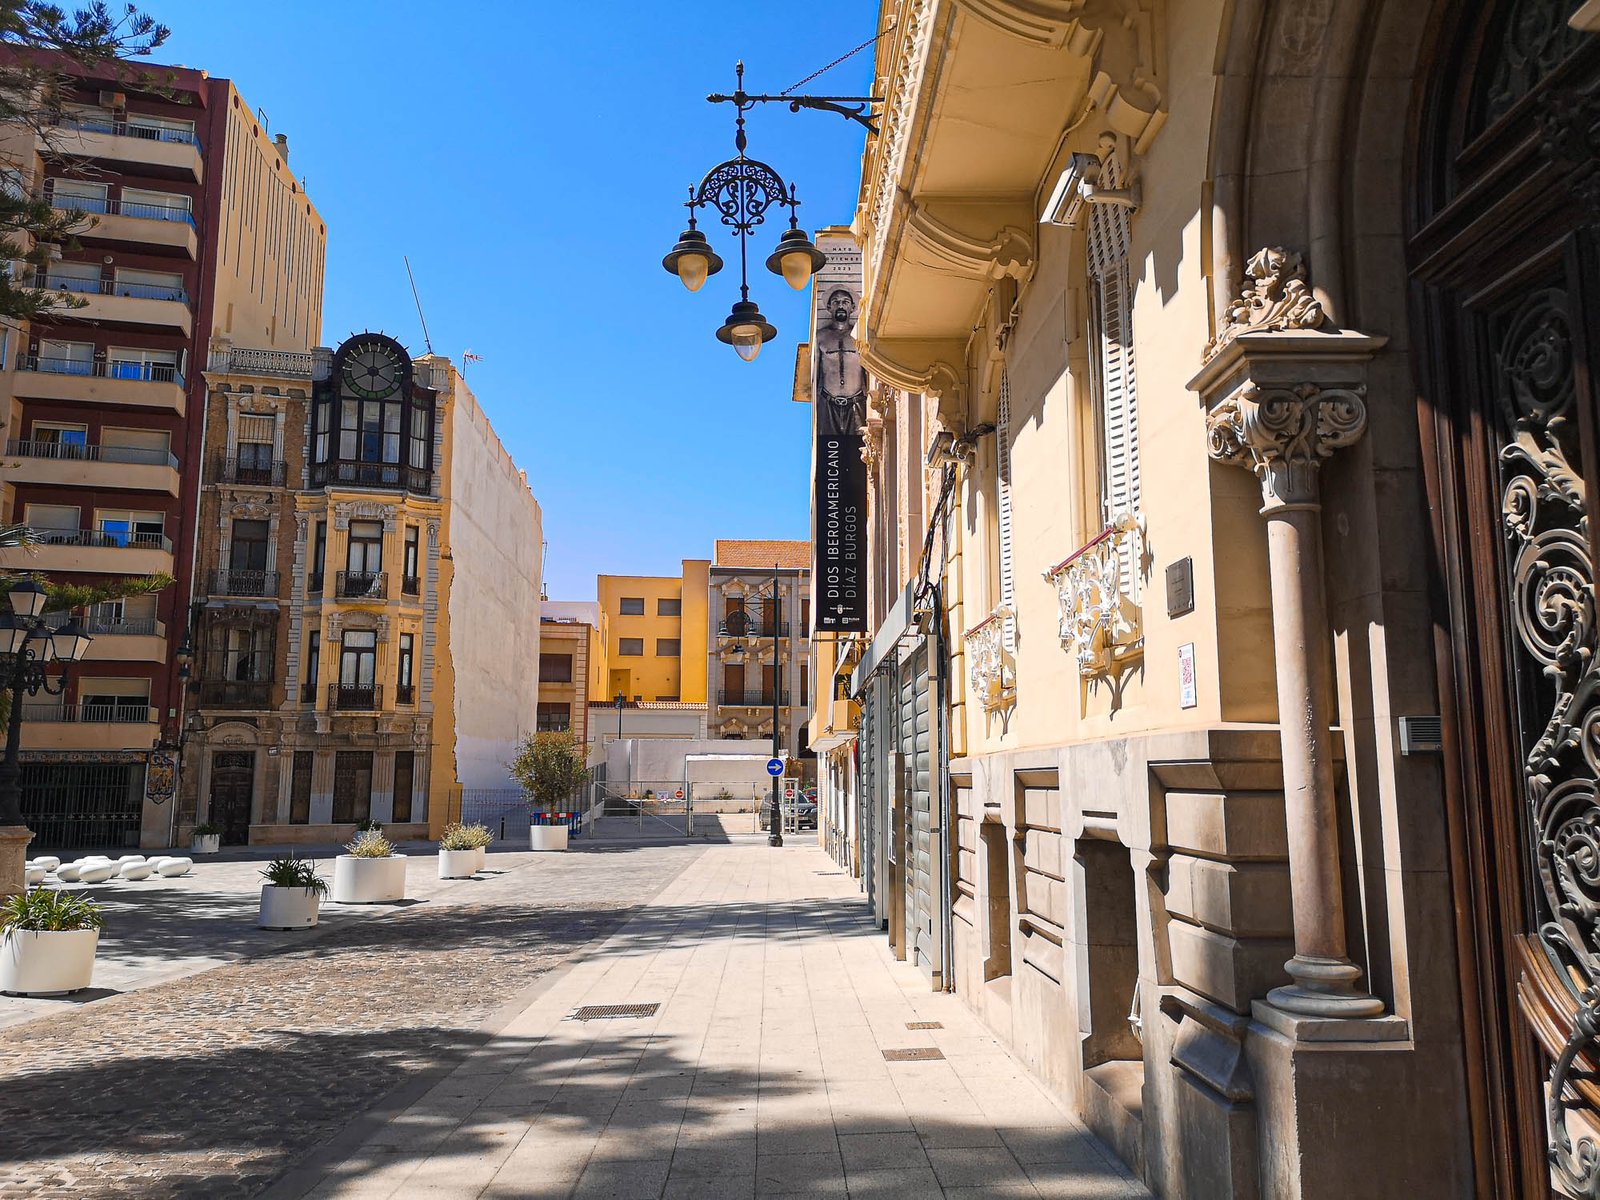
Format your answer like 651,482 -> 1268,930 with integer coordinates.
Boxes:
0,825 -> 35,899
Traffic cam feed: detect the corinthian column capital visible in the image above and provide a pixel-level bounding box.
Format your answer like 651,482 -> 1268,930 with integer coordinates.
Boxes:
1206,383 -> 1367,511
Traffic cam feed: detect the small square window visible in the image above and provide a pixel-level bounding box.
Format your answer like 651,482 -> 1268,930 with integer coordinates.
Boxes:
618,638 -> 644,656
656,638 -> 681,657
619,597 -> 645,615
657,598 -> 681,616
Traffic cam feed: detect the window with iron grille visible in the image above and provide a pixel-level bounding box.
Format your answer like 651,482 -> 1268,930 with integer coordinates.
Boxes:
290,751 -> 313,823
537,702 -> 571,732
331,751 -> 372,824
393,750 -> 415,823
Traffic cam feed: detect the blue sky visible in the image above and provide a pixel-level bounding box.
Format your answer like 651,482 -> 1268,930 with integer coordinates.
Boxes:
149,1 -> 875,600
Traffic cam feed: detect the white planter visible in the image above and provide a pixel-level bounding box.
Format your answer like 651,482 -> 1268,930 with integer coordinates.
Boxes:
0,928 -> 99,996
529,825 -> 569,852
258,885 -> 321,929
331,855 -> 407,903
473,846 -> 487,871
438,848 -> 477,879
191,834 -> 220,854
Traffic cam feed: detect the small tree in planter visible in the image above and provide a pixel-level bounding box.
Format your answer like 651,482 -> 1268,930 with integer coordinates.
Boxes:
0,889 -> 105,995
507,732 -> 590,851
257,857 -> 328,930
331,828 -> 406,904
437,823 -> 479,880
191,822 -> 222,854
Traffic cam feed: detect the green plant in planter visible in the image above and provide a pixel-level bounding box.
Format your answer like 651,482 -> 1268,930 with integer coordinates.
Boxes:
259,857 -> 328,896
0,888 -> 105,933
439,823 -> 474,851
462,823 -> 492,849
346,829 -> 394,858
192,822 -> 222,836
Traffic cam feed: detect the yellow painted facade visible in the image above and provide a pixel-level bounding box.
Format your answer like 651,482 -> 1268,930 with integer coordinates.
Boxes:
596,561 -> 708,704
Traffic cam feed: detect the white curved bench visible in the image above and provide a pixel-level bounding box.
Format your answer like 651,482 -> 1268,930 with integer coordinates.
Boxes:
119,861 -> 156,880
76,862 -> 119,883
30,856 -> 60,872
24,865 -> 46,885
55,862 -> 84,882
153,857 -> 193,878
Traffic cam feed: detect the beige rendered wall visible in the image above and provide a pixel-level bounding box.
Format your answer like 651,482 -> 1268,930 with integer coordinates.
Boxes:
210,83 -> 325,351
440,361 -> 543,792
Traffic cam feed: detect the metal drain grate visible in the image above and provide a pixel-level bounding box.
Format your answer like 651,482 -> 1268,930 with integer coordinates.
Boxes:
883,1047 -> 945,1061
814,871 -> 844,876
570,1003 -> 660,1021
906,1021 -> 943,1030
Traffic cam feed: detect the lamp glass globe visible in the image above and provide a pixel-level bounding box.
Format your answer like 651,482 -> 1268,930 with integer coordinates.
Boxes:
676,252 -> 710,293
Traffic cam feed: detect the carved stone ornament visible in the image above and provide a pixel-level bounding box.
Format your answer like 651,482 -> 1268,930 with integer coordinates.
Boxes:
332,500 -> 396,531
964,604 -> 1016,714
294,513 -> 308,540
1206,383 -> 1367,510
1043,512 -> 1146,678
1206,247 -> 1326,360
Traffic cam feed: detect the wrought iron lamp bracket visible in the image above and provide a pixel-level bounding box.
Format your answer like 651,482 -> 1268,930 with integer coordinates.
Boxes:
708,89 -> 882,135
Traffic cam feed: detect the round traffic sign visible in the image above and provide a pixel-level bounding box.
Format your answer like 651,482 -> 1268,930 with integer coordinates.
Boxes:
785,787 -> 795,799
674,789 -> 684,799
766,758 -> 784,776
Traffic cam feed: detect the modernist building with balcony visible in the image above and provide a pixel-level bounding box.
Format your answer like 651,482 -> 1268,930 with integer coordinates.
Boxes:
705,541 -> 812,755
179,337 -> 544,848
0,57 -> 327,850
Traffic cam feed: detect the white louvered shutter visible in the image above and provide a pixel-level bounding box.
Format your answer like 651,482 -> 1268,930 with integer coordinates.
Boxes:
997,369 -> 1016,653
1086,149 -> 1141,586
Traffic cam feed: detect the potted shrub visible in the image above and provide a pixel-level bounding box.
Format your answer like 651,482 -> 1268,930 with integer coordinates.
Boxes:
463,822 -> 492,870
437,823 -> 478,879
508,731 -> 590,851
0,888 -> 104,996
191,822 -> 222,854
331,828 -> 406,903
257,857 -> 328,929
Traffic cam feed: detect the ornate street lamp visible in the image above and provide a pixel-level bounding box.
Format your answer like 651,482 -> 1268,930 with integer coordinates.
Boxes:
664,63 -> 859,362
0,581 -> 93,826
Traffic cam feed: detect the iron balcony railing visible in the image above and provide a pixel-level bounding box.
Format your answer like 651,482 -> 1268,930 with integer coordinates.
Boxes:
214,456 -> 286,486
208,569 -> 279,598
38,273 -> 190,304
51,115 -> 201,147
47,191 -> 196,226
16,354 -> 183,386
206,346 -> 319,377
21,702 -> 153,723
6,438 -> 177,468
307,572 -> 324,596
197,679 -> 272,708
401,575 -> 420,597
309,460 -> 432,494
717,689 -> 793,707
336,570 -> 386,599
718,618 -> 791,638
44,612 -> 158,637
22,526 -> 172,553
395,683 -> 415,705
330,683 -> 382,711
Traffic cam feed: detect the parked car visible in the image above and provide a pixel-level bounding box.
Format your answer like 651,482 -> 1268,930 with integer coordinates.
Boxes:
760,796 -> 818,831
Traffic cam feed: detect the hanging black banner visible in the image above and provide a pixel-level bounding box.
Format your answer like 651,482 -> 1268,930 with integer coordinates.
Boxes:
815,431 -> 866,632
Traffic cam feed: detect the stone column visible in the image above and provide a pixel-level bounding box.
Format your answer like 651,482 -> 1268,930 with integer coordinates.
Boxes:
1205,382 -> 1382,1018
0,826 -> 33,899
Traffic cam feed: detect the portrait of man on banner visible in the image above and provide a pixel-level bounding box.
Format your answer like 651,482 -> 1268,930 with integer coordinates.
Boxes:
816,286 -> 867,437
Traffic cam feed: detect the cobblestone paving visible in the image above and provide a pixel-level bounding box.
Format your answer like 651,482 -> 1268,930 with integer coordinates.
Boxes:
0,848 -> 704,1198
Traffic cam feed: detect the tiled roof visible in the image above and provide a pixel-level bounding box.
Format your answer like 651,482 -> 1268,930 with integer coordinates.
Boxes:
714,539 -> 810,569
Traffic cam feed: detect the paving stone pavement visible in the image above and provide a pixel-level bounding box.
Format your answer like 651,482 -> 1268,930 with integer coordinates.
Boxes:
276,841 -> 1150,1200
0,843 -> 706,1198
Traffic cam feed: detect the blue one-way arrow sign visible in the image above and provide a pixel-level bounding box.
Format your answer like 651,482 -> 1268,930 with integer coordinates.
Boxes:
766,758 -> 784,777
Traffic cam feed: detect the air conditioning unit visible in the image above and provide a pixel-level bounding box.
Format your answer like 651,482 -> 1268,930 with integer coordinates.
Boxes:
98,91 -> 127,109
1398,715 -> 1444,755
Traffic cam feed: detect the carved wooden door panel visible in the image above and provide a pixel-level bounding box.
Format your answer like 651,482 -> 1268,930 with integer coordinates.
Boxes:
1411,3 -> 1600,1194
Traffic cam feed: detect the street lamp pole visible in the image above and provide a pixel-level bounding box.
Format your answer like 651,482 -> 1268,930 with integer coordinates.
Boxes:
769,562 -> 783,848
0,580 -> 92,834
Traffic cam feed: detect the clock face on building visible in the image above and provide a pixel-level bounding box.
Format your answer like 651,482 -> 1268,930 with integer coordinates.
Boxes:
341,340 -> 404,398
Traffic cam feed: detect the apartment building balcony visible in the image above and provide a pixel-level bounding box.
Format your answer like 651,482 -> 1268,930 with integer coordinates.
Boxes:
197,679 -> 273,708
213,456 -> 287,487
207,569 -> 279,599
335,570 -> 386,600
0,528 -> 173,577
53,193 -> 198,259
717,689 -> 793,708
401,575 -> 420,597
14,355 -> 186,415
47,117 -> 204,183
19,702 -> 159,751
42,274 -> 193,336
45,613 -> 167,663
309,460 -> 432,495
330,683 -> 382,712
395,683 -> 415,706
5,439 -> 180,497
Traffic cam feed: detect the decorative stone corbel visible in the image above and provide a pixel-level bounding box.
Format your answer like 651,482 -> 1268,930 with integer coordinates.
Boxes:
860,338 -> 969,433
903,202 -> 1033,282
1204,247 -> 1326,361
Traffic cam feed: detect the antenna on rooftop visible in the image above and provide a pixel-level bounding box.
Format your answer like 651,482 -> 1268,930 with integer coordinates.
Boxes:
403,256 -> 434,354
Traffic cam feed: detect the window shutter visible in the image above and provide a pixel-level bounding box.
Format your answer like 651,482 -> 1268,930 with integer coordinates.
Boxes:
237,414 -> 274,445
997,369 -> 1016,653
1087,148 -> 1141,586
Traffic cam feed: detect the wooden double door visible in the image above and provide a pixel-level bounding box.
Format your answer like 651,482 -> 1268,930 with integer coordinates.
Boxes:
1411,3 -> 1600,1194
